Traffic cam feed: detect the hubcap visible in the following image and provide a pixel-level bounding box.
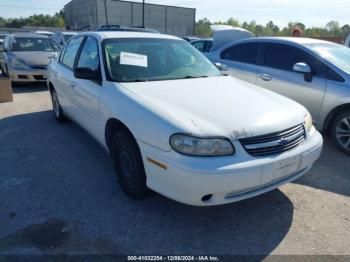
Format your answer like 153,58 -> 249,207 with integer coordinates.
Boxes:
119,147 -> 136,183
52,92 -> 60,117
336,116 -> 350,151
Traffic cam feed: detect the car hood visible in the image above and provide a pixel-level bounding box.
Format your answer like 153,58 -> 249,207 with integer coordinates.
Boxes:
121,76 -> 307,139
12,51 -> 57,66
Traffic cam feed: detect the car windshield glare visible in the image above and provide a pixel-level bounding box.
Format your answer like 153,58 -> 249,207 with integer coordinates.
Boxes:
11,37 -> 60,52
306,43 -> 350,74
103,38 -> 222,82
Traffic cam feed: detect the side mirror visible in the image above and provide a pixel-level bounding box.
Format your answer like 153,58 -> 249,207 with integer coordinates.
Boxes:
74,67 -> 100,82
293,62 -> 311,74
293,62 -> 312,82
215,63 -> 228,71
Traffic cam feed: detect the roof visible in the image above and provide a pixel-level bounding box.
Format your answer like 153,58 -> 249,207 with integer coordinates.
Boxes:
77,31 -> 181,41
248,37 -> 335,45
34,31 -> 53,34
10,33 -> 49,38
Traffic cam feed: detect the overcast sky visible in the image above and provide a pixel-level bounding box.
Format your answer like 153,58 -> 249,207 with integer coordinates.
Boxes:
0,0 -> 349,28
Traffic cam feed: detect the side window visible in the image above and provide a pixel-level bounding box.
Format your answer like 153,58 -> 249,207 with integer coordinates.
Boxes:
204,41 -> 213,53
77,37 -> 99,71
221,43 -> 260,65
62,36 -> 84,69
192,41 -> 205,52
263,43 -> 305,71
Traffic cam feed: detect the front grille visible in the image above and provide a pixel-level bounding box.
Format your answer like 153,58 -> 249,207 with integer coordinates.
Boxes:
240,124 -> 306,157
33,75 -> 46,80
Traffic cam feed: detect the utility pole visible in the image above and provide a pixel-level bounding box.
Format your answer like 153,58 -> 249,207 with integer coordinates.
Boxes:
142,0 -> 145,28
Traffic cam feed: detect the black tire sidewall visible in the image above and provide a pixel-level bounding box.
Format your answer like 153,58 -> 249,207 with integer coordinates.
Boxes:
331,110 -> 350,155
51,89 -> 67,122
111,131 -> 147,199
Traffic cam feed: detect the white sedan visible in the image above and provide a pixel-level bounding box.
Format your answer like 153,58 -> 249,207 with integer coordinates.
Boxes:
47,31 -> 323,206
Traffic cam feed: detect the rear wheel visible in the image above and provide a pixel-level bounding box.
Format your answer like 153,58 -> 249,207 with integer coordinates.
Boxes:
331,110 -> 350,155
50,88 -> 68,123
111,131 -> 148,199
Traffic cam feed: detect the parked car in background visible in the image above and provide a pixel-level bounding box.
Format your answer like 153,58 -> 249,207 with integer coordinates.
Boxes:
191,27 -> 254,55
191,38 -> 213,54
47,32 -> 322,206
208,37 -> 350,154
0,33 -> 8,45
183,36 -> 200,42
53,31 -> 77,47
0,33 -> 60,82
34,30 -> 54,38
97,25 -> 159,33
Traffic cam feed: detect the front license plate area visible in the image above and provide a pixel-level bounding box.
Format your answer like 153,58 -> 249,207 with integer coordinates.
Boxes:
272,155 -> 301,180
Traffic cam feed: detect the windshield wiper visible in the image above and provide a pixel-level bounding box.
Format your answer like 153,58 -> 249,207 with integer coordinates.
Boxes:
184,75 -> 209,79
123,79 -> 148,82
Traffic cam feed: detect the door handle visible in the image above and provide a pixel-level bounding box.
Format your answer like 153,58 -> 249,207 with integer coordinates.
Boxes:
258,73 -> 273,81
70,83 -> 76,88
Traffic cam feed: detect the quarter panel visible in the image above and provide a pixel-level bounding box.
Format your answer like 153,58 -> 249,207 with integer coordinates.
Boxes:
317,80 -> 350,130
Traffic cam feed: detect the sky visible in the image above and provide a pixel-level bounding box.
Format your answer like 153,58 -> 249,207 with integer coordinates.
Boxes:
0,0 -> 349,28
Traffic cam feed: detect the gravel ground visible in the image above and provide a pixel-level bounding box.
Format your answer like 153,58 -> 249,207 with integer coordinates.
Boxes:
0,84 -> 349,256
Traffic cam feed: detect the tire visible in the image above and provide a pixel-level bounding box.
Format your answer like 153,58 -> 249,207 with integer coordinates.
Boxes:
50,88 -> 68,123
111,131 -> 148,199
331,109 -> 350,155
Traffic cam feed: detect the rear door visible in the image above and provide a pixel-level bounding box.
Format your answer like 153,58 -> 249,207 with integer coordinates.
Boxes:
53,36 -> 85,117
217,42 -> 261,84
256,43 -> 327,123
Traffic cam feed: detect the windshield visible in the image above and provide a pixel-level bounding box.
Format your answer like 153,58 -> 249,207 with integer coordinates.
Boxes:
306,43 -> 350,74
11,37 -> 60,52
103,38 -> 222,82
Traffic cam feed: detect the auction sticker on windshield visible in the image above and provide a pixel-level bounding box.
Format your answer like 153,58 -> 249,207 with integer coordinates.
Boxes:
120,52 -> 148,67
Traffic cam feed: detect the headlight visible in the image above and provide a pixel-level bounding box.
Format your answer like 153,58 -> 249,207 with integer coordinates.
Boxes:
170,134 -> 235,156
11,59 -> 28,69
304,112 -> 313,133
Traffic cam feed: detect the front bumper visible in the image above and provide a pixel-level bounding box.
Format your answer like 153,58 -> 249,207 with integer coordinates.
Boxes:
139,129 -> 323,206
8,66 -> 47,82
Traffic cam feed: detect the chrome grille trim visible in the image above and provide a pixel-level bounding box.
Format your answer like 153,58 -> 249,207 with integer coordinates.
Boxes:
240,124 -> 306,157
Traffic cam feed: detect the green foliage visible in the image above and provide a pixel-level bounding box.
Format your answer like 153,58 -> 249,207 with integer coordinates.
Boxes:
0,12 -> 65,28
195,18 -> 350,39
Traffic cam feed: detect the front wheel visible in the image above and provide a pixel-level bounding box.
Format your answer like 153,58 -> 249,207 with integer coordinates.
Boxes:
331,110 -> 350,155
111,131 -> 148,199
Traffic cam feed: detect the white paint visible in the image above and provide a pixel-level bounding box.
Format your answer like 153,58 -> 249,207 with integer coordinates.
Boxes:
47,32 -> 324,206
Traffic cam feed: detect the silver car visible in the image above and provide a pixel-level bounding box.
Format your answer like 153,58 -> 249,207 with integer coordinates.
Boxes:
191,38 -> 213,55
208,37 -> 350,154
52,31 -> 77,47
0,33 -> 60,82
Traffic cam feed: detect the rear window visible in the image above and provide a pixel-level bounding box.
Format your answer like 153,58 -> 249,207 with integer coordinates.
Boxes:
11,37 -> 59,52
221,43 -> 260,65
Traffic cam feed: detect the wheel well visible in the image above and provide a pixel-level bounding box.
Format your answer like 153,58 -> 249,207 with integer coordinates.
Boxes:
323,103 -> 350,132
48,82 -> 54,94
105,118 -> 134,150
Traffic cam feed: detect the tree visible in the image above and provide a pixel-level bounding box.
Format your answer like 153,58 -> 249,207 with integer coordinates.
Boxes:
195,18 -> 212,37
226,17 -> 240,27
0,12 -> 65,28
325,20 -> 342,37
342,24 -> 350,38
